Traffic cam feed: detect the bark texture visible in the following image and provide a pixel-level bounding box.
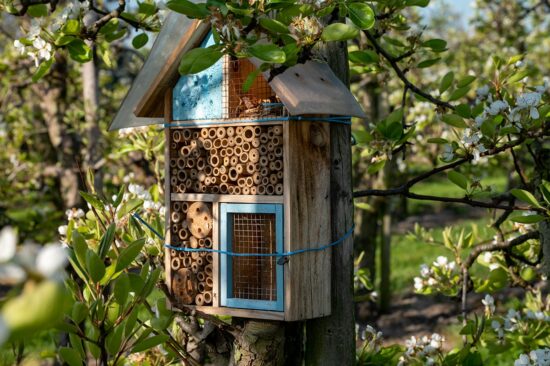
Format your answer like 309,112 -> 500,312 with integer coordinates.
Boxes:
231,321 -> 285,366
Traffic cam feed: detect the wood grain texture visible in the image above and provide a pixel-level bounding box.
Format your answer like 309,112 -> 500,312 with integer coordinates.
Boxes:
164,90 -> 173,296
171,193 -> 283,204
176,304 -> 285,321
212,202 -> 220,307
284,120 -> 331,321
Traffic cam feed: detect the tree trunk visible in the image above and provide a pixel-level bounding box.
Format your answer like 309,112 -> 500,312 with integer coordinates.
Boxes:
379,202 -> 392,313
305,39 -> 355,366
231,321 -> 285,366
533,139 -> 550,276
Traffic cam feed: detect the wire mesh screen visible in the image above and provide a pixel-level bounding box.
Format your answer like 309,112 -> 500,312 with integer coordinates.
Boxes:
231,213 -> 277,301
224,58 -> 287,119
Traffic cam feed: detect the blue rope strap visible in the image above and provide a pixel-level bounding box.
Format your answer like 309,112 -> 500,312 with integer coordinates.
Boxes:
163,115 -> 352,128
132,213 -> 354,261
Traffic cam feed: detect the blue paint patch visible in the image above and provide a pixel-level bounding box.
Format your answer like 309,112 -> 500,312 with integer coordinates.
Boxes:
173,33 -> 223,120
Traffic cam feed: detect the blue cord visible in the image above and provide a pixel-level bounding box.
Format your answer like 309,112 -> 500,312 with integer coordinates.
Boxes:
132,213 -> 354,258
163,115 -> 351,128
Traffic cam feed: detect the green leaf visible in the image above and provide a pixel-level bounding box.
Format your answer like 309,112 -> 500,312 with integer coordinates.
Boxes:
540,180 -> 550,205
321,23 -> 359,42
27,4 -> 48,17
71,302 -> 87,324
166,0 -> 209,18
117,198 -> 143,219
510,214 -> 546,224
98,223 -> 116,259
114,273 -> 130,305
71,231 -> 88,270
455,104 -> 471,118
457,75 -> 476,88
226,3 -> 254,16
32,58 -> 54,82
422,39 -> 447,52
243,69 -> 261,93
441,114 -> 468,128
510,189 -> 541,208
86,250 -> 106,283
439,71 -> 454,94
367,159 -> 386,174
67,40 -> 93,63
59,347 -> 82,366
355,202 -> 373,212
353,129 -> 373,144
62,20 -> 81,35
248,44 -> 286,63
178,46 -> 223,75
448,171 -> 468,190
138,2 -> 157,15
347,2 -> 375,30
508,68 -> 531,83
427,138 -> 448,144
106,325 -> 125,355
116,239 -> 145,271
132,33 -> 149,49
448,86 -> 471,101
259,18 -> 289,34
80,191 -> 104,211
349,50 -> 379,64
405,0 -> 430,6
417,58 -> 440,68
131,334 -> 169,353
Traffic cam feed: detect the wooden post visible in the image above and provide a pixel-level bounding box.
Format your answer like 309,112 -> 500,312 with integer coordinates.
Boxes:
305,39 -> 355,365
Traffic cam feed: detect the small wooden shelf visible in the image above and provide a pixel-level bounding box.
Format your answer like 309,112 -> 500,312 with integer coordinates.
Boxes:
171,193 -> 284,204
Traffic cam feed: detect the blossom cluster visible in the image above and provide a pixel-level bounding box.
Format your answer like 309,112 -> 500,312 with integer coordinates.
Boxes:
13,22 -> 53,67
413,256 -> 460,295
398,333 -> 445,366
515,349 -> 550,366
289,15 -> 323,47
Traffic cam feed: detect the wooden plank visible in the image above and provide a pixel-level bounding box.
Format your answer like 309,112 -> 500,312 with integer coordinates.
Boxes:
164,90 -> 173,297
171,193 -> 284,204
135,21 -> 210,118
176,304 -> 285,321
284,120 -> 331,321
212,202 -> 220,307
167,120 -> 284,128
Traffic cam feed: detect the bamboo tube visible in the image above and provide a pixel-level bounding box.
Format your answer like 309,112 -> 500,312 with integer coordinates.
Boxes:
177,183 -> 186,193
270,161 -> 283,171
216,127 -> 226,138
170,176 -> 178,187
198,282 -> 207,293
273,125 -> 283,135
177,170 -> 187,182
213,139 -> 222,149
208,128 -> 217,139
259,156 -> 269,167
173,202 -> 181,211
253,172 -> 261,185
243,126 -> 255,142
272,136 -> 282,146
205,264 -> 213,276
275,183 -> 284,195
233,186 -> 242,194
225,147 -> 234,156
170,249 -> 178,257
221,138 -> 229,148
206,253 -> 213,263
196,158 -> 206,171
195,293 -> 205,306
171,225 -> 179,234
274,146 -> 283,158
245,176 -> 254,187
219,149 -> 226,157
191,251 -> 200,260
180,146 -> 191,157
184,129 -> 194,140
192,131 -> 200,139
262,177 -> 270,185
253,126 -> 261,137
173,130 -> 182,142
234,135 -> 243,145
212,168 -> 220,177
219,165 -> 227,174
210,177 -> 217,185
267,127 -> 275,138
172,143 -> 179,151
234,146 -> 242,156
200,184 -> 207,193
179,229 -> 190,241
251,138 -> 260,148
246,163 -> 257,175
170,158 -> 177,168
242,187 -> 250,195
198,238 -> 206,247
204,166 -> 213,176
182,202 -> 189,212
193,181 -> 201,192
203,292 -> 212,304
259,145 -> 268,155
260,133 -> 269,144
186,158 -> 196,169
220,182 -> 229,193
236,126 -> 244,135
209,155 -> 221,167
197,269 -> 205,280
177,158 -> 186,169
183,257 -> 192,267
190,237 -> 199,248
230,156 -> 239,166
204,177 -> 211,186
277,171 -> 284,180
223,156 -> 230,166
236,164 -> 246,175
171,168 -> 178,176
270,174 -> 278,185
227,126 -> 235,137
228,137 -> 235,147
242,142 -> 251,152
228,185 -> 235,194
220,175 -> 229,183
204,237 -> 212,248
267,142 -> 275,152
248,148 -> 260,163
171,257 -> 181,271
260,167 -> 269,177
178,251 -> 186,259
239,152 -> 249,164
200,128 -> 209,139
266,184 -> 275,195
237,177 -> 247,187
199,250 -> 207,257
171,212 -> 182,223
198,172 -> 206,182
206,277 -> 213,288
250,187 -> 257,195
268,153 -> 276,162
229,167 -> 239,181
211,186 -> 220,194
202,139 -> 212,150
185,179 -> 193,189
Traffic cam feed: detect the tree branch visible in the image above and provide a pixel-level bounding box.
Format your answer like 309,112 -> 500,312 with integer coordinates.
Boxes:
364,29 -> 454,110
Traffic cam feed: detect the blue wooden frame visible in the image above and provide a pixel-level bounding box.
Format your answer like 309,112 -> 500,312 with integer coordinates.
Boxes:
220,203 -> 284,312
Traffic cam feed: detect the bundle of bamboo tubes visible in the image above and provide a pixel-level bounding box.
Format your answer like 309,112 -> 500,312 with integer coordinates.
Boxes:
170,201 -> 214,306
169,125 -> 284,196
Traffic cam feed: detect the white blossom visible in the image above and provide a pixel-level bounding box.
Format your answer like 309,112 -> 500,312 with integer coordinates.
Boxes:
66,208 -> 85,220
58,225 -> 68,236
0,227 -> 17,262
442,144 -> 454,161
433,256 -> 448,267
36,244 -> 68,278
482,294 -> 495,314
485,100 -> 509,115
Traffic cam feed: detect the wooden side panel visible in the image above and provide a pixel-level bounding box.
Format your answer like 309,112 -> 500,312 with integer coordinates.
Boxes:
284,121 -> 331,321
164,91 -> 173,298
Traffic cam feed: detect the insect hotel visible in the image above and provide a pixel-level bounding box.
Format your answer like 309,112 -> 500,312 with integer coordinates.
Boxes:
111,15 -> 366,320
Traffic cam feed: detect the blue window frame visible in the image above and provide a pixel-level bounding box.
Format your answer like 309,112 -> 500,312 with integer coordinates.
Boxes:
220,203 -> 284,312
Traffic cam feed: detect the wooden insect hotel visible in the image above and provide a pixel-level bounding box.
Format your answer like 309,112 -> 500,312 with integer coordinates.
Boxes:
111,16 -> 366,320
